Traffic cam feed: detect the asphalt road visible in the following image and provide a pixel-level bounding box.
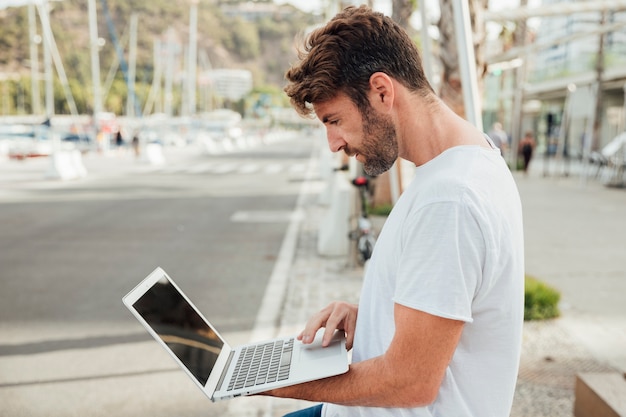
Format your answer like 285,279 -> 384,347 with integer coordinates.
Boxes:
0,131 -> 317,416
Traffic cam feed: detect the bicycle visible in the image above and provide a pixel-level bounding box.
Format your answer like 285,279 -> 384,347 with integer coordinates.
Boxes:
348,175 -> 377,265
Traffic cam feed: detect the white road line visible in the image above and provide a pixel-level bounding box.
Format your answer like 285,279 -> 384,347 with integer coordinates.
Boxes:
237,163 -> 260,174
188,163 -> 212,174
288,163 -> 306,173
263,163 -> 284,174
211,162 -> 238,174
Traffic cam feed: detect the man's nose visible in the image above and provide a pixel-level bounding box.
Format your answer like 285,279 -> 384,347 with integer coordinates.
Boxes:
326,129 -> 345,153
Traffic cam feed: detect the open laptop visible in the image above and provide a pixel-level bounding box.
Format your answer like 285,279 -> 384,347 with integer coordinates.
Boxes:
123,267 -> 349,402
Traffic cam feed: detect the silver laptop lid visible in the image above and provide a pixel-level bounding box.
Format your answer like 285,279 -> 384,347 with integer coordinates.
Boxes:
123,267 -> 233,398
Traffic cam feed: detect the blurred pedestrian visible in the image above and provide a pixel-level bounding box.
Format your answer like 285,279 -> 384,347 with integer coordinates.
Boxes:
488,122 -> 508,156
519,131 -> 536,175
132,134 -> 140,158
115,130 -> 124,148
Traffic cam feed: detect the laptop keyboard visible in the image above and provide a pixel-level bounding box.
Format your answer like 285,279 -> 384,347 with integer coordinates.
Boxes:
227,338 -> 294,391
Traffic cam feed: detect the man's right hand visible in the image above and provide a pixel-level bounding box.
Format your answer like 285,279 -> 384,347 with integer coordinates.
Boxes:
298,301 -> 358,350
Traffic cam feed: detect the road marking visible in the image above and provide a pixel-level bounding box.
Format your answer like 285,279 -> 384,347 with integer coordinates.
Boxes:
263,163 -> 284,174
211,162 -> 238,174
237,163 -> 260,174
230,210 -> 303,223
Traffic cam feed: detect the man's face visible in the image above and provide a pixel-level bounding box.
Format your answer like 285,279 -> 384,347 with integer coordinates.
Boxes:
314,93 -> 398,176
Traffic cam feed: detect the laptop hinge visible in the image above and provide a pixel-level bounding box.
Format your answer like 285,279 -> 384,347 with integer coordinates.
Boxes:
216,350 -> 235,392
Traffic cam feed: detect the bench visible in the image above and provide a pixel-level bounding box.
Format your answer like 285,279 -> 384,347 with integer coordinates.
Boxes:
574,372 -> 626,417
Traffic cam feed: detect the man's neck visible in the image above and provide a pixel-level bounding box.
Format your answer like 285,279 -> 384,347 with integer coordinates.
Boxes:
397,96 -> 488,167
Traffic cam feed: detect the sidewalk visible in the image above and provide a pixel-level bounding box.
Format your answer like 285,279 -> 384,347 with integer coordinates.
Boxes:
229,157 -> 626,417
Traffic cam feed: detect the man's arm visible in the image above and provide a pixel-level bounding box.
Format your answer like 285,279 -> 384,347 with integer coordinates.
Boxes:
265,303 -> 464,408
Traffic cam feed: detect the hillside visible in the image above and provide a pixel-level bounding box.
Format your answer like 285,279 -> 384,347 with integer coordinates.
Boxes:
0,0 -> 322,115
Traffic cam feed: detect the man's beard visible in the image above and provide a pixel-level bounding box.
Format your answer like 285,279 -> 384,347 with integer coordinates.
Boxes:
357,108 -> 399,176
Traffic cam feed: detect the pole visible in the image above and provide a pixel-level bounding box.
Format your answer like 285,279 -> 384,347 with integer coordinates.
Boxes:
188,0 -> 198,116
164,28 -> 175,117
509,0 -> 528,170
37,3 -> 80,117
28,4 -> 41,115
42,0 -> 54,118
452,1 -> 482,130
509,62 -> 528,169
88,0 -> 103,124
418,0 -> 433,85
623,83 -> 626,132
591,10 -> 606,153
127,13 -> 138,117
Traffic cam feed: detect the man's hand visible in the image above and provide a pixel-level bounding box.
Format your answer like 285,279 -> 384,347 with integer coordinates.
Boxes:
298,301 -> 358,350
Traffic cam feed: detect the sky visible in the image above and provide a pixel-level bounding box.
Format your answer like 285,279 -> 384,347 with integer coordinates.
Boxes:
0,0 -> 45,10
274,0 -> 542,24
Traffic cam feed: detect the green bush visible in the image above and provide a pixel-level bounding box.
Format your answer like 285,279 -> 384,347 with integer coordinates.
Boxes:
368,203 -> 394,216
524,275 -> 561,321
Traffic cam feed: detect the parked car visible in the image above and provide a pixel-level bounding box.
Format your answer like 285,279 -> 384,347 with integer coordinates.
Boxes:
61,132 -> 93,152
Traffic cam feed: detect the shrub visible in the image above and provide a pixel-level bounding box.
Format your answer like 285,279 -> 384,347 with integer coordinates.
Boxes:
524,275 -> 561,321
368,203 -> 393,216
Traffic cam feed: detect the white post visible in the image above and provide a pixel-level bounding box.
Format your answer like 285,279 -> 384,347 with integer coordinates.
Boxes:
42,0 -> 54,118
28,4 -> 41,115
623,83 -> 626,132
164,28 -> 175,117
88,0 -> 102,119
418,0 -> 434,85
452,1 -> 483,131
127,13 -> 138,117
188,0 -> 198,116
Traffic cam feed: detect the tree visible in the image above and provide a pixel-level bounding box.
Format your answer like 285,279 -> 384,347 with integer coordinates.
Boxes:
392,0 -> 415,29
437,0 -> 487,119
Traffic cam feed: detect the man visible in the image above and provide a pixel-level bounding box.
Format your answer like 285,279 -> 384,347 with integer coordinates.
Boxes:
264,6 -> 525,417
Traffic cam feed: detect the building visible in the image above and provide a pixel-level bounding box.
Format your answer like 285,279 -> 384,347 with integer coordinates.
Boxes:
483,1 -> 626,164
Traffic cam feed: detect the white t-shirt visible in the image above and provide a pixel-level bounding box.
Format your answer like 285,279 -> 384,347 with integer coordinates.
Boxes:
323,145 -> 525,417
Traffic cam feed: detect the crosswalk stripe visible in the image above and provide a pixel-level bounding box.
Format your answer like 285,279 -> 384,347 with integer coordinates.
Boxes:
288,164 -> 306,173
263,163 -> 283,174
188,163 -> 213,173
237,163 -> 260,174
211,162 -> 239,174
155,162 -> 307,176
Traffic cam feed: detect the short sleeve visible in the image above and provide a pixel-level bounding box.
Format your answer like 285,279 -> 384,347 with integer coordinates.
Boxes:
393,200 -> 485,323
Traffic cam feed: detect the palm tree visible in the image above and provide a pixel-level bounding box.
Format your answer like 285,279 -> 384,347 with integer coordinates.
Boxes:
392,0 -> 415,29
437,0 -> 488,118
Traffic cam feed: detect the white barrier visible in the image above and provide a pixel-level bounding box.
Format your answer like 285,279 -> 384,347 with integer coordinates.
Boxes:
317,171 -> 352,257
142,143 -> 165,165
317,140 -> 336,206
45,150 -> 88,180
0,140 -> 9,160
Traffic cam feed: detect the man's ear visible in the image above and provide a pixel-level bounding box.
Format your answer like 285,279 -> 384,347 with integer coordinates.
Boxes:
369,72 -> 394,111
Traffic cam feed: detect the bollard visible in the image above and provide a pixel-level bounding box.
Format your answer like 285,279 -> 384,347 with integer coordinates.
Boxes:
142,143 -> 165,165
317,171 -> 353,257
71,150 -> 88,178
45,150 -> 87,180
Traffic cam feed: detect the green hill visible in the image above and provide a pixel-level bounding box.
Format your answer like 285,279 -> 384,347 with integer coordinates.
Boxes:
0,0 -> 321,115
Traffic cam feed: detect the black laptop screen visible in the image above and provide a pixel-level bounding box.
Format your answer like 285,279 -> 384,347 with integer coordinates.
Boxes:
133,278 -> 223,386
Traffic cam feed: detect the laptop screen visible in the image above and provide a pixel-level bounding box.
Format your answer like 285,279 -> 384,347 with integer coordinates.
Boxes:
132,277 -> 224,386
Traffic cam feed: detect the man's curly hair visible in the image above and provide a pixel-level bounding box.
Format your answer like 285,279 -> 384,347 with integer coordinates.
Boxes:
284,5 -> 433,117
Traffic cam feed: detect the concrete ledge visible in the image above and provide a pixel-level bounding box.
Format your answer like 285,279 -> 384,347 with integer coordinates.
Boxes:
574,372 -> 626,417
